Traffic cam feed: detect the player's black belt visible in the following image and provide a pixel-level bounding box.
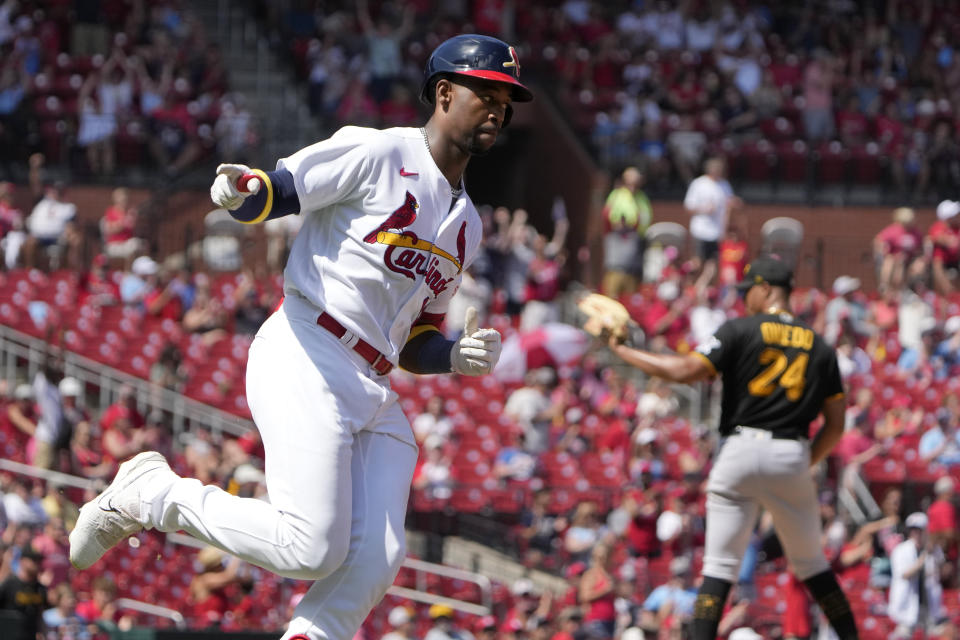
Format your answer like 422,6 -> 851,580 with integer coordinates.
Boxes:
730,426 -> 805,441
317,312 -> 394,375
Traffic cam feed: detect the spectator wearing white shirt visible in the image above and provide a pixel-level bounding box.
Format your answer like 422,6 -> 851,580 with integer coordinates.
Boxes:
888,513 -> 947,639
30,362 -> 66,471
645,2 -> 685,51
2,477 -> 47,526
685,6 -> 718,52
23,182 -> 81,270
412,396 -> 453,446
683,156 -> 741,284
688,288 -> 726,348
381,606 -> 417,640
412,435 -> 453,500
504,367 -> 557,454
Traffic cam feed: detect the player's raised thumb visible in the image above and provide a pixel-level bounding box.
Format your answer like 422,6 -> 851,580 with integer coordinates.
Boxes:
464,306 -> 479,336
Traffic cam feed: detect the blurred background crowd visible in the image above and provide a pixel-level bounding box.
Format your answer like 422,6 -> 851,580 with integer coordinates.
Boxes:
0,1 -> 960,640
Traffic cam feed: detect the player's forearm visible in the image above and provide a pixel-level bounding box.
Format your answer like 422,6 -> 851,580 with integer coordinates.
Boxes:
810,398 -> 845,466
399,330 -> 454,374
229,169 -> 300,223
610,344 -> 708,384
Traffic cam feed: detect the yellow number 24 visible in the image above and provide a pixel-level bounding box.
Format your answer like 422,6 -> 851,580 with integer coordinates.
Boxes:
747,348 -> 809,401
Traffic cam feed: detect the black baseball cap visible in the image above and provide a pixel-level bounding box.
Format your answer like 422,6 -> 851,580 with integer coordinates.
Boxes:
736,255 -> 794,292
20,544 -> 43,562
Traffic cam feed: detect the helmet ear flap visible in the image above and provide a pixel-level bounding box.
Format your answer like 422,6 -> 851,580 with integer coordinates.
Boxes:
503,103 -> 513,128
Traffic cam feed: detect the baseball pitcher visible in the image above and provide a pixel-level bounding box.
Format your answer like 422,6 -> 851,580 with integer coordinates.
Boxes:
600,255 -> 858,640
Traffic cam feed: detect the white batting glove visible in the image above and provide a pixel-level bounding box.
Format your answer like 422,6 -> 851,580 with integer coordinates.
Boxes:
451,307 -> 502,376
210,163 -> 258,210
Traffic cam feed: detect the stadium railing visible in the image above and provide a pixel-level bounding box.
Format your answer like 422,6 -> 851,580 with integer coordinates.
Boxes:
388,557 -> 493,615
0,324 -> 254,441
115,599 -> 187,629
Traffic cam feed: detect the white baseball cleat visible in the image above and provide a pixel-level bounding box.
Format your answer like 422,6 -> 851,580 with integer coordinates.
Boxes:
69,451 -> 178,570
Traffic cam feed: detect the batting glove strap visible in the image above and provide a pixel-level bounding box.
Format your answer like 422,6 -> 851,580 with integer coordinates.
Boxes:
451,328 -> 502,376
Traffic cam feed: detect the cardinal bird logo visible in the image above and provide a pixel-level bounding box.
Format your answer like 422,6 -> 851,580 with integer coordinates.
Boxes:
455,221 -> 466,271
364,191 -> 419,243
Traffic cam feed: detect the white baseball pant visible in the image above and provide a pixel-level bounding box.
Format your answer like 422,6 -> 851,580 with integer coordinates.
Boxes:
139,294 -> 418,640
701,428 -> 830,582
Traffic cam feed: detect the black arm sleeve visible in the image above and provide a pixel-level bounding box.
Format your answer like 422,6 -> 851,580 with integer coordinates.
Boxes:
228,168 -> 301,223
399,330 -> 455,374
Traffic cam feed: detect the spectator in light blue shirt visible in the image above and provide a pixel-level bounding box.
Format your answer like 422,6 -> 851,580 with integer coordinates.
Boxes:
919,408 -> 960,467
43,584 -> 91,640
640,555 -> 698,630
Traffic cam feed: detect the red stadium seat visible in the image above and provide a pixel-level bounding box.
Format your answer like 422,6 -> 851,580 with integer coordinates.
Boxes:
817,141 -> 848,184
777,140 -> 809,183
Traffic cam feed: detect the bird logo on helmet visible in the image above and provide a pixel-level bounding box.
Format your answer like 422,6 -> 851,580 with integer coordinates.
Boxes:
420,34 -> 533,127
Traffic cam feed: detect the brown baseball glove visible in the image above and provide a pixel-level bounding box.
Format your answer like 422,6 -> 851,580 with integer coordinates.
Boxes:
577,293 -> 635,345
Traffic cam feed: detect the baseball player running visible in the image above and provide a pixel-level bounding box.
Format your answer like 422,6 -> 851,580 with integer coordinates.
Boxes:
69,34 -> 532,640
605,255 -> 858,640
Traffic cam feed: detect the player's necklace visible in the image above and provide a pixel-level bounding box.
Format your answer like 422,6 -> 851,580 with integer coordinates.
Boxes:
421,127 -> 464,198
766,306 -> 792,316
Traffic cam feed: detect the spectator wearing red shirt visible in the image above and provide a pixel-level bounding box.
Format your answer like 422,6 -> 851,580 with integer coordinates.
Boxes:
640,280 -> 690,351
580,543 -> 616,639
69,419 -> 112,480
81,254 -> 121,307
595,416 -> 630,454
835,96 -> 870,147
32,516 -> 71,589
718,226 -> 749,288
4,384 -> 37,444
503,578 -> 548,633
928,476 -> 957,561
237,428 -> 264,460
144,268 -> 186,321
929,199 -> 960,296
75,576 -> 119,624
190,547 -> 242,628
146,93 -> 202,179
874,207 -> 925,293
379,85 -> 419,127
100,384 -> 145,433
0,181 -> 23,268
624,488 -> 661,559
834,414 -> 882,469
667,69 -> 707,114
336,79 -> 379,128
521,217 -> 569,332
101,187 -> 140,262
551,607 -> 585,640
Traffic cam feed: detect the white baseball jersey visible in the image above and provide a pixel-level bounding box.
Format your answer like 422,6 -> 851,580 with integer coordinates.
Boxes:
277,126 -> 483,362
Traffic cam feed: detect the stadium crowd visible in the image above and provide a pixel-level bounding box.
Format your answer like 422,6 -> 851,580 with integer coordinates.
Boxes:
0,0 -> 257,184
253,0 -> 960,200
4,1 -> 960,202
2,0 -> 960,639
0,173 -> 960,638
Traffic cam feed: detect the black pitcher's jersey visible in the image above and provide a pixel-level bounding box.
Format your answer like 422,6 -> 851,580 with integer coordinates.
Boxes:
693,310 -> 844,438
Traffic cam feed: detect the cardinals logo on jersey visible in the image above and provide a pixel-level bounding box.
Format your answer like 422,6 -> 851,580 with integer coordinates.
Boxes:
364,191 -> 419,243
365,191 -> 465,298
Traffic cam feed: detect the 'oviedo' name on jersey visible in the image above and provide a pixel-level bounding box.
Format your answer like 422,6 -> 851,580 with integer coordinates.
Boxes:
759,322 -> 814,350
